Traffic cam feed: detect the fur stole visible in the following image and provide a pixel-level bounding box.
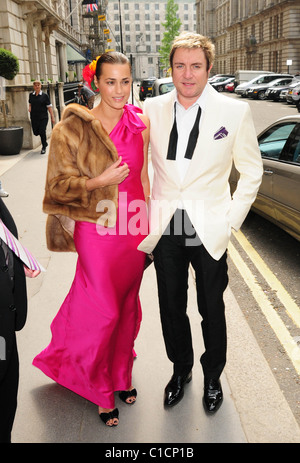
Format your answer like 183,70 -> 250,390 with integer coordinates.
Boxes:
43,104 -> 119,252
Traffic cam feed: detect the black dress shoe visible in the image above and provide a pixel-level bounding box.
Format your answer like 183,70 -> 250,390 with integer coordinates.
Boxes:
203,378 -> 223,414
164,371 -> 192,407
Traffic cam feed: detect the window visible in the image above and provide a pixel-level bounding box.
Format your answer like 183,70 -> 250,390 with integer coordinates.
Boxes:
281,125 -> 300,163
258,123 -> 297,159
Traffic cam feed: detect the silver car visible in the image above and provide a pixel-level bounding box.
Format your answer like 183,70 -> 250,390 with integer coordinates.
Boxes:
235,73 -> 288,97
286,82 -> 300,105
152,77 -> 175,97
230,115 -> 300,241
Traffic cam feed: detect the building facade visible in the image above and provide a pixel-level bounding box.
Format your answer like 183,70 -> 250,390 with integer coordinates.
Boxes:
105,0 -> 196,79
0,0 -> 99,85
195,0 -> 300,76
0,0 -> 107,149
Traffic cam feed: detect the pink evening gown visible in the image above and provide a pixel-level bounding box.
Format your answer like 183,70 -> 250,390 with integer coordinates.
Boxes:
33,105 -> 147,409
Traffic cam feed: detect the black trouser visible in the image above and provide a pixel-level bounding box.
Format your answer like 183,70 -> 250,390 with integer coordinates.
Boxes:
31,117 -> 48,149
153,209 -> 228,379
0,334 -> 19,443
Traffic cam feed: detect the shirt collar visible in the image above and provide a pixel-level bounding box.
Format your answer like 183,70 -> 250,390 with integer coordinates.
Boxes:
175,82 -> 209,112
33,90 -> 43,95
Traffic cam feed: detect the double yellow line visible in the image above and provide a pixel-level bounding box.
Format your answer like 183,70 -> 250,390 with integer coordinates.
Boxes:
228,230 -> 300,375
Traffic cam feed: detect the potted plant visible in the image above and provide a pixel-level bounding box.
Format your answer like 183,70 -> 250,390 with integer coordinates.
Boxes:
0,48 -> 23,155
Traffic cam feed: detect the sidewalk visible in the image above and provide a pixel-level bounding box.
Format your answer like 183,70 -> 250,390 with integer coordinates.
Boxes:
1,143 -> 300,444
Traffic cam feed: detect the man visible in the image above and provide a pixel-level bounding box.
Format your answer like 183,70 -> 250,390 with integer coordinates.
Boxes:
138,33 -> 263,413
0,198 -> 40,442
78,82 -> 95,109
28,80 -> 55,154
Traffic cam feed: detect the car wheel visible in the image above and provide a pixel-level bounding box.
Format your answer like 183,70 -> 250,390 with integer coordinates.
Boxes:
258,90 -> 266,100
218,85 -> 224,92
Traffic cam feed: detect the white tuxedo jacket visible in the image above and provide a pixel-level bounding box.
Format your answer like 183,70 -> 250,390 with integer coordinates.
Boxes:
138,85 -> 263,260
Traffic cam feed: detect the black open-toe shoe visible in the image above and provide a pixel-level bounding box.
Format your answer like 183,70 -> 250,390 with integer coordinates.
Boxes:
99,407 -> 119,426
119,388 -> 137,404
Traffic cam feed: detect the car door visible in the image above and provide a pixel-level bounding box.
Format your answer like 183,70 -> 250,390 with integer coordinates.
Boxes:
272,123 -> 300,239
253,121 -> 298,222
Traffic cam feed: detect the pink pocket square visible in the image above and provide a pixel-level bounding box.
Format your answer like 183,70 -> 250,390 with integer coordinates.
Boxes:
214,126 -> 228,140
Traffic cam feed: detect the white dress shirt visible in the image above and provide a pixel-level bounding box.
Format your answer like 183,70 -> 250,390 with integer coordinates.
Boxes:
174,83 -> 208,206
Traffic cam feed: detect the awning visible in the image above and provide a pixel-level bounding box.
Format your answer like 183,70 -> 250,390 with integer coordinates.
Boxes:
66,44 -> 87,63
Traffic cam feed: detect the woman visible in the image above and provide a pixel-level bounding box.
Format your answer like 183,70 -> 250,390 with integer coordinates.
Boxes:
33,52 -> 150,427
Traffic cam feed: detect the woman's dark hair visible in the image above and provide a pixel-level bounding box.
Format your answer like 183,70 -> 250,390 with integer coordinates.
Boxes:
95,52 -> 131,79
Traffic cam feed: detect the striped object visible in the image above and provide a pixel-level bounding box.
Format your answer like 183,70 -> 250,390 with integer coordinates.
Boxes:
87,3 -> 98,12
0,218 -> 45,272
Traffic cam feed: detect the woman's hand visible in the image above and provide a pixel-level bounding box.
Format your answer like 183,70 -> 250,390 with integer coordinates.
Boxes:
86,157 -> 130,191
23,266 -> 41,278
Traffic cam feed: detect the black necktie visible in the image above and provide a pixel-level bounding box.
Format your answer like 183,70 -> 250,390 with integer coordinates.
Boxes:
166,104 -> 201,161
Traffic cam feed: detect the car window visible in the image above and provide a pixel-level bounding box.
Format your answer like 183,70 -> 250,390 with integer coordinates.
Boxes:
258,123 -> 297,159
159,82 -> 175,94
293,138 -> 300,164
281,125 -> 300,163
259,76 -> 276,83
274,79 -> 291,86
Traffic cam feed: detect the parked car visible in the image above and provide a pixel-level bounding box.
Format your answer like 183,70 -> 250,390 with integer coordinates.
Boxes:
279,88 -> 289,103
286,82 -> 300,105
138,77 -> 156,101
152,77 -> 175,97
235,73 -> 291,97
230,115 -> 300,241
265,79 -> 294,101
208,74 -> 234,83
225,81 -> 236,92
247,77 -> 293,100
234,70 -> 273,85
211,77 -> 235,92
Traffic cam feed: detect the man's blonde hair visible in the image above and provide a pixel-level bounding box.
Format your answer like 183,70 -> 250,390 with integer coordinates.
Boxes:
169,32 -> 215,71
